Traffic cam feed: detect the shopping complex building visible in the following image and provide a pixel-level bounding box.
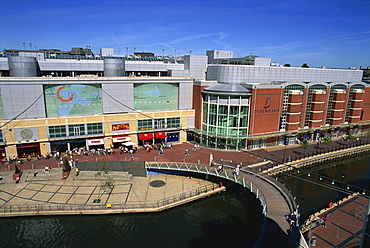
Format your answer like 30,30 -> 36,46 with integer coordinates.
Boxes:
0,47 -> 369,159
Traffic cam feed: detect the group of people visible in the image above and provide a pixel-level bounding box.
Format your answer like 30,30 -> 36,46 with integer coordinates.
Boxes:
143,142 -> 173,154
119,146 -> 137,154
285,213 -> 297,226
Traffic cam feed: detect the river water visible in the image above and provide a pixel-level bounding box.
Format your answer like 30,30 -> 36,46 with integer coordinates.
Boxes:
283,153 -> 370,221
0,155 -> 369,248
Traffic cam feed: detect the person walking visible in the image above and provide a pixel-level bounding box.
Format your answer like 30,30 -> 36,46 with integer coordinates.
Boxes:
322,215 -> 328,228
233,165 -> 240,176
217,163 -> 224,173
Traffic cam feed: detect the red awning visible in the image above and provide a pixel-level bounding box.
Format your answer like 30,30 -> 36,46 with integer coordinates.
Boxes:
155,132 -> 166,139
138,133 -> 154,140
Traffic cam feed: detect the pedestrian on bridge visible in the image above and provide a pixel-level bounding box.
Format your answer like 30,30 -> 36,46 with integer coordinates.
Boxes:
233,164 -> 240,176
217,163 -> 223,173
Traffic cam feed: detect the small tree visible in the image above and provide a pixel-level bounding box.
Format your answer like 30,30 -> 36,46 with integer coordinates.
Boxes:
94,160 -> 114,202
347,133 -> 355,142
301,139 -> 310,153
301,63 -> 309,68
322,136 -> 332,145
283,63 -> 291,67
94,160 -> 110,177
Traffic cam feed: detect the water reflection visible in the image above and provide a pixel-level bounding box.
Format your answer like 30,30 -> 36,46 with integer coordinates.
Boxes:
283,154 -> 370,220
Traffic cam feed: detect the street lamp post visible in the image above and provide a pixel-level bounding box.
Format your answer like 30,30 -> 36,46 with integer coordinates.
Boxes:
283,137 -> 288,163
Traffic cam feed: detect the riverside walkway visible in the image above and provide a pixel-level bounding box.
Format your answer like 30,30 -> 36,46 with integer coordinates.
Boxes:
301,193 -> 369,247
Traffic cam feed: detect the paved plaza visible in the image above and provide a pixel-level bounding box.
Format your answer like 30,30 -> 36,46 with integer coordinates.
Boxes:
0,167 -> 221,217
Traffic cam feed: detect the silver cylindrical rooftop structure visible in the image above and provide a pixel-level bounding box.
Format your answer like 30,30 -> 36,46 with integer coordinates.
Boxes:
8,56 -> 38,77
104,59 -> 125,77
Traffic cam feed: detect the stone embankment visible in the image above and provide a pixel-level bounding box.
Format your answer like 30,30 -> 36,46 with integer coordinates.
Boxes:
263,144 -> 370,176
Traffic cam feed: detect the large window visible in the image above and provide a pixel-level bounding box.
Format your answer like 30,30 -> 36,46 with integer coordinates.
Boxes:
87,123 -> 103,135
49,123 -> 102,138
138,119 -> 153,131
49,126 -> 67,138
134,83 -> 179,111
203,94 -> 249,137
137,117 -> 181,131
167,117 -> 181,128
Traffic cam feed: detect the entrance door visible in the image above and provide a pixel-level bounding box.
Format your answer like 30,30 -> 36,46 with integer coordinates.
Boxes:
73,126 -> 81,136
252,140 -> 260,149
167,132 -> 179,142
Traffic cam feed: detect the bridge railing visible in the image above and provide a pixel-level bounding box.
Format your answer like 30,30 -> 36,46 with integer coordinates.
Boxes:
219,162 -> 300,223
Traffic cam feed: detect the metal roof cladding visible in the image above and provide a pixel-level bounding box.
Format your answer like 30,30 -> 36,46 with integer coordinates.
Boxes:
203,83 -> 252,95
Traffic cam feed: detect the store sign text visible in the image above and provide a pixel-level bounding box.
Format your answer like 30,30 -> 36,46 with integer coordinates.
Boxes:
254,108 -> 280,114
112,123 -> 129,131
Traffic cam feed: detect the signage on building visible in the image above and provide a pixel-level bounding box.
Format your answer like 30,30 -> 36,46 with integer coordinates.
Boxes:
112,122 -> 129,132
254,97 -> 280,114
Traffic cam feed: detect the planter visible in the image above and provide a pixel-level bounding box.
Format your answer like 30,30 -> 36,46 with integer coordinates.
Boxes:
13,173 -> 20,180
13,171 -> 23,181
62,171 -> 70,179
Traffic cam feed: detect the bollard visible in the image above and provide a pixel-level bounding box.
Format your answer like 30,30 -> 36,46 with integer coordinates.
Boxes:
311,236 -> 317,246
32,164 -> 34,169
183,159 -> 185,163
96,158 -> 97,162
197,159 -> 200,164
154,157 -> 156,162
8,165 -> 10,171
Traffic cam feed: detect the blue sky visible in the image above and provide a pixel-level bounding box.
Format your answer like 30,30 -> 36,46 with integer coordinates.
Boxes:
1,0 -> 369,68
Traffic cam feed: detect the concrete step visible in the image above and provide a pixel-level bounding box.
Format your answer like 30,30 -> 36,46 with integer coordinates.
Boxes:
20,169 -> 132,182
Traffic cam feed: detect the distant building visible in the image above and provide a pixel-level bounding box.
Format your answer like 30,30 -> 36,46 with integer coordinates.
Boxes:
134,52 -> 155,58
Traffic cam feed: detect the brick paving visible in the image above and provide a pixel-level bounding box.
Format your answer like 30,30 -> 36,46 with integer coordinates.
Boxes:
305,194 -> 368,247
